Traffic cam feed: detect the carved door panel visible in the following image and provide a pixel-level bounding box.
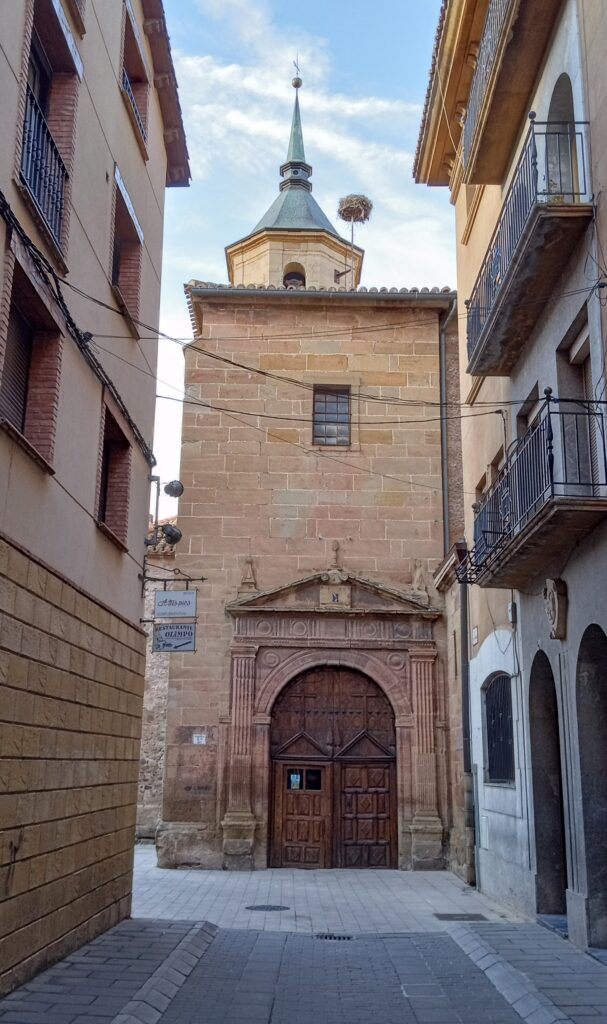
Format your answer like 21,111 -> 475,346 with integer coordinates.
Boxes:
336,762 -> 396,868
271,764 -> 330,867
270,667 -> 396,868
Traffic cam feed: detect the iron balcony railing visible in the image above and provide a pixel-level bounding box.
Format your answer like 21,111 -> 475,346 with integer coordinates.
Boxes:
20,86 -> 68,247
457,390 -> 607,584
466,117 -> 591,362
122,69 -> 147,142
463,0 -> 511,167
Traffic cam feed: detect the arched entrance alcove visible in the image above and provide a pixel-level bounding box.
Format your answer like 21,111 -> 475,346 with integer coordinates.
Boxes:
529,651 -> 567,915
269,666 -> 397,868
576,624 -> 607,946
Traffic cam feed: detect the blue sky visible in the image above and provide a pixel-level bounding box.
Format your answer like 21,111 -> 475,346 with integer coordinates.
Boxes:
153,0 -> 454,508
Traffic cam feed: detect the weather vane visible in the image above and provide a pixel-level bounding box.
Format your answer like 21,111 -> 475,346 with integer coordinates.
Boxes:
292,56 -> 302,89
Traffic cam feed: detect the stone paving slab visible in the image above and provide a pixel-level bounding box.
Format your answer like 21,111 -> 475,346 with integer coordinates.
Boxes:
160,929 -> 524,1024
133,843 -> 517,934
450,923 -> 607,1023
0,920 -> 216,1024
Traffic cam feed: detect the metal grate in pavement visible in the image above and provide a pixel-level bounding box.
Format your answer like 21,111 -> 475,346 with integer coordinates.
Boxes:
315,933 -> 354,941
245,904 -> 290,911
434,912 -> 488,921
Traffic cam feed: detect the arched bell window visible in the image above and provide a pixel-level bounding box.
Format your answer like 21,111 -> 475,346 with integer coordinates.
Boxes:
283,262 -> 306,288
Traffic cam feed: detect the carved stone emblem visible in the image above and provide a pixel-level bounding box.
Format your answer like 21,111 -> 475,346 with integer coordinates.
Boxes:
319,584 -> 351,608
544,578 -> 567,640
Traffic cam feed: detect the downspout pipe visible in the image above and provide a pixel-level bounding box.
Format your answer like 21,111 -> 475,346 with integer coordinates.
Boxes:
438,299 -> 458,555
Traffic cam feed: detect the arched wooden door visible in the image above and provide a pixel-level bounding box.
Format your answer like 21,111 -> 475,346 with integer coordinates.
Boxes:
269,667 -> 397,868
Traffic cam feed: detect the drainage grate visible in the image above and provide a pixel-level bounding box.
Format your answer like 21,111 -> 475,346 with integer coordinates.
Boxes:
315,933 -> 354,941
245,905 -> 290,912
434,913 -> 488,922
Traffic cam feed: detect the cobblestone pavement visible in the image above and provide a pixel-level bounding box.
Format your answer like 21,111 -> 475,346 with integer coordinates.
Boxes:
132,843 -> 517,933
0,919 -> 209,1024
452,922 -> 607,1023
160,928 -> 524,1024
2,850 -> 607,1024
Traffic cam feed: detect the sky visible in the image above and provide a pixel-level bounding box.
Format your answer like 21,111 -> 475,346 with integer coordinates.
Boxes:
152,0 -> 454,515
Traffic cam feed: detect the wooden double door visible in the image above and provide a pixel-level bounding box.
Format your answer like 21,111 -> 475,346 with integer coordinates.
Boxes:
269,668 -> 397,868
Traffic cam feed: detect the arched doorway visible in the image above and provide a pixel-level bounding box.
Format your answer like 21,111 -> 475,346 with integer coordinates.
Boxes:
269,666 -> 397,868
529,651 -> 567,916
576,624 -> 607,946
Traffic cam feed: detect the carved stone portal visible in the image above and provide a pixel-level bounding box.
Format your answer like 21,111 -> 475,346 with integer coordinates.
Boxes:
221,569 -> 446,871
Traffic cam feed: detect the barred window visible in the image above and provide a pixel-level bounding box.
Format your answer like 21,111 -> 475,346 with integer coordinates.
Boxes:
313,386 -> 350,446
484,674 -> 515,783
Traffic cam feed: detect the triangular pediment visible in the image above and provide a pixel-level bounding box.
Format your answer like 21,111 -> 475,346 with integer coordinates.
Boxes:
273,731 -> 328,758
227,569 -> 438,618
335,730 -> 394,760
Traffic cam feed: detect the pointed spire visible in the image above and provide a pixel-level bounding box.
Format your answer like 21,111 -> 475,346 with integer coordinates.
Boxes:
279,76 -> 312,193
286,88 -> 306,163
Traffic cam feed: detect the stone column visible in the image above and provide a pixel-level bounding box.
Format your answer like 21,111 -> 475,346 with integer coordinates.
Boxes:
221,646 -> 257,868
410,648 -> 444,868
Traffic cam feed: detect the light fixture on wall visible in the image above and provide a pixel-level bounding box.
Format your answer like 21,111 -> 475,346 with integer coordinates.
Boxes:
145,475 -> 184,547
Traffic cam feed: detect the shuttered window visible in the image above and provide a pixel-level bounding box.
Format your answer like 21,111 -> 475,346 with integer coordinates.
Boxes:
484,673 -> 515,783
0,304 -> 33,433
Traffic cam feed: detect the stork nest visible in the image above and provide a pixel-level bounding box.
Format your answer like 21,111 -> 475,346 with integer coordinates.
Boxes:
337,194 -> 373,223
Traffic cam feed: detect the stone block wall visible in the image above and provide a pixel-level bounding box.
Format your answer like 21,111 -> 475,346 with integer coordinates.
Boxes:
160,293 -> 454,863
0,534 -> 146,995
136,563 -> 172,839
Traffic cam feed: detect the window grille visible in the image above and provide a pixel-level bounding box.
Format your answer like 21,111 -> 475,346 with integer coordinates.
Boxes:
484,673 -> 514,782
313,386 -> 350,446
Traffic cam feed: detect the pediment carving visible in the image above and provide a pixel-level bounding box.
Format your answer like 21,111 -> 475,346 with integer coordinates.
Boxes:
227,569 -> 438,619
335,730 -> 395,760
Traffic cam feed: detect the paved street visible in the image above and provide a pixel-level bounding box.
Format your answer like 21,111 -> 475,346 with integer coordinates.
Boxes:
132,843 -> 517,933
2,846 -> 607,1024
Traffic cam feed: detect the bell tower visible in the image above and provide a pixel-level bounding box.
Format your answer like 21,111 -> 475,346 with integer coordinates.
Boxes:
225,77 -> 364,290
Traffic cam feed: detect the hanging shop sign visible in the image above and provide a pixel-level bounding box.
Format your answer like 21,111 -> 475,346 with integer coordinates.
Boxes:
153,622 -> 197,652
154,589 -> 197,618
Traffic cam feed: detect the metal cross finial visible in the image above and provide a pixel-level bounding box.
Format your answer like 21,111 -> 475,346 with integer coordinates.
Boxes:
293,55 -> 300,76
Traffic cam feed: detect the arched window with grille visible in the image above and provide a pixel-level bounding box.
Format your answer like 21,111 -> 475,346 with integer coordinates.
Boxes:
483,673 -> 515,783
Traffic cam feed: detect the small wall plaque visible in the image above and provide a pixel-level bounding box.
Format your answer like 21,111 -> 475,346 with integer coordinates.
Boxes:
319,584 -> 351,608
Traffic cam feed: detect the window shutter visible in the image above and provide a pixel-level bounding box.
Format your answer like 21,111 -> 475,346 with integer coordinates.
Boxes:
0,304 -> 33,433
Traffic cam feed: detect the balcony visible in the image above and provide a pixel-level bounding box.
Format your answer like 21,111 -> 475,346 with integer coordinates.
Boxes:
20,86 -> 68,249
464,0 -> 564,183
466,119 -> 593,377
457,392 -> 607,588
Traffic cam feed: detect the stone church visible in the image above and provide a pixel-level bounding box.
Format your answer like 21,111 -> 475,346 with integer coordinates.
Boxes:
143,80 -> 467,873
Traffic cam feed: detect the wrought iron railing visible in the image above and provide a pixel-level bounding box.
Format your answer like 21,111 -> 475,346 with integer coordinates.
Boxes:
20,86 -> 68,247
457,390 -> 607,583
122,69 -> 147,141
463,0 -> 511,167
466,118 -> 591,362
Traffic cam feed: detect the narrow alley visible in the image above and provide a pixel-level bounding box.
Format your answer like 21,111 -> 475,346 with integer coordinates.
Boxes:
1,848 -> 607,1024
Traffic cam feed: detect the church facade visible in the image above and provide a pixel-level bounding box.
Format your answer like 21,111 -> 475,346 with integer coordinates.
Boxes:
150,81 -> 466,872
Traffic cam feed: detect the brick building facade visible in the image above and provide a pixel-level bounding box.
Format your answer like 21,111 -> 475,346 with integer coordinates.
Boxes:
147,82 -> 468,875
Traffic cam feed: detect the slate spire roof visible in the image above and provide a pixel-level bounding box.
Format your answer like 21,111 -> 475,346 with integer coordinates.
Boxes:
248,79 -> 341,238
